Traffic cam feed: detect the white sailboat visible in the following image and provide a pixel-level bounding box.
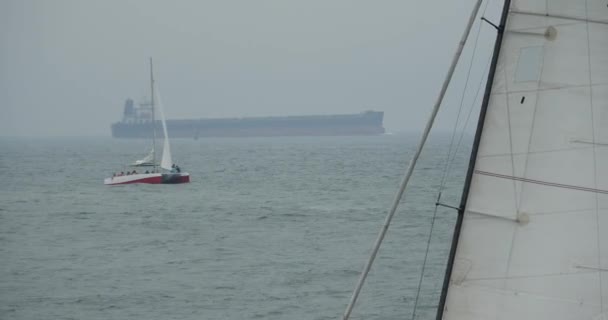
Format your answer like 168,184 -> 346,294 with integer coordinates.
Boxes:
343,0 -> 607,319
104,58 -> 190,185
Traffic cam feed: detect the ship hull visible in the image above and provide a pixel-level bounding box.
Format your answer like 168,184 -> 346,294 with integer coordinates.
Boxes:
112,111 -> 385,139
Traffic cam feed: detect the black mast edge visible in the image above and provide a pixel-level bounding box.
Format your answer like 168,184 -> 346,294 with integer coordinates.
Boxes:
434,0 -> 512,319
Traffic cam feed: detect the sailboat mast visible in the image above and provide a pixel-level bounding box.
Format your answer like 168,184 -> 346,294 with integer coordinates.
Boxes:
435,1 -> 512,319
342,1 -> 487,319
150,57 -> 157,173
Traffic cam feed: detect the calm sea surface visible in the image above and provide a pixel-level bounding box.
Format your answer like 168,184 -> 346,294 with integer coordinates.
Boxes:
0,134 -> 470,320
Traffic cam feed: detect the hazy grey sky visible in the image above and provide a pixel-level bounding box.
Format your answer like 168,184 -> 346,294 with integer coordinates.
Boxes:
1,0 -> 502,137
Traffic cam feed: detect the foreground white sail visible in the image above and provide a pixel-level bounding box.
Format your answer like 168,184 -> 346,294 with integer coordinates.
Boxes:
440,1 -> 608,319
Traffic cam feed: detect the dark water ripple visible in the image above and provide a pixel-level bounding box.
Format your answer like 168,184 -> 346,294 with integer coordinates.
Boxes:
0,134 -> 470,319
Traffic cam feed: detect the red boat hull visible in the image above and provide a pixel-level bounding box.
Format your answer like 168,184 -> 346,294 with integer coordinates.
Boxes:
104,173 -> 190,185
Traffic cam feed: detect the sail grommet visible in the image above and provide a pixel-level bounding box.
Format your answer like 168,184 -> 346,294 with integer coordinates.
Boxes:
544,26 -> 557,40
516,212 -> 530,225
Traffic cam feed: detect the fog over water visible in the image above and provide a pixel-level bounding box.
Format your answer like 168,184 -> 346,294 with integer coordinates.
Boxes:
0,134 -> 471,319
1,0 -> 502,137
0,2 -> 501,318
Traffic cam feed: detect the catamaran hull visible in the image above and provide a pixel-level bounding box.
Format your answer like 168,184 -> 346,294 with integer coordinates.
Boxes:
160,173 -> 190,184
104,173 -> 190,185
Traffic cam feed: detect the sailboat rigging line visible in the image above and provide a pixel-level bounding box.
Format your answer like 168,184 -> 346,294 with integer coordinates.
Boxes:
443,56 -> 493,182
413,52 -> 489,318
435,0 -> 512,319
436,0 -> 490,202
410,199 -> 442,320
436,203 -> 461,211
342,1 -> 487,319
435,53 -> 493,205
481,17 -> 501,31
437,1 -> 490,202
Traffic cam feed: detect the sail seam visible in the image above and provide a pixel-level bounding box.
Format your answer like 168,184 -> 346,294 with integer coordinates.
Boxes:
510,10 -> 608,25
572,140 -> 608,147
577,265 -> 608,272
502,48 -> 522,302
584,1 -> 603,311
499,42 -> 519,211
467,207 -> 606,218
503,9 -> 549,303
491,83 -> 607,95
465,270 -> 604,281
475,170 -> 608,194
465,209 -> 519,222
452,282 -> 603,306
509,20 -> 583,32
478,145 -> 599,159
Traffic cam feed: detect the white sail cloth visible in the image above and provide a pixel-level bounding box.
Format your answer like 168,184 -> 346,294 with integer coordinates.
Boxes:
133,148 -> 154,166
442,2 -> 608,319
153,83 -> 173,171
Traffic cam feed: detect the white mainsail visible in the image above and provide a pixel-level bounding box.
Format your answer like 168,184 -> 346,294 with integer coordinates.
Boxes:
441,1 -> 608,319
154,85 -> 173,171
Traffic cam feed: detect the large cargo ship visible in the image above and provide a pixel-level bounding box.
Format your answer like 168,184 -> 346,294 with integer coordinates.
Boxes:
111,99 -> 385,138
